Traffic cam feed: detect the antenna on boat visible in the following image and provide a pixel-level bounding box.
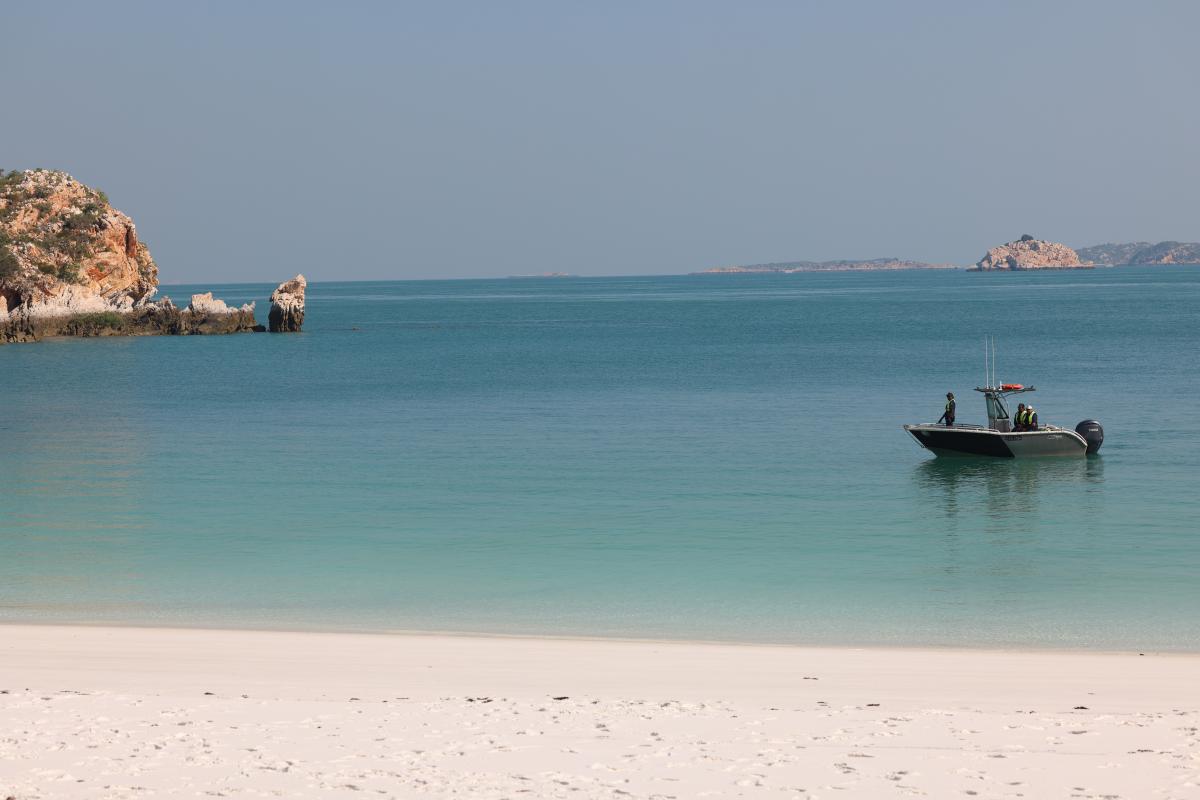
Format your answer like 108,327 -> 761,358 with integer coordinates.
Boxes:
984,335 -> 994,389
990,335 -> 996,389
982,334 -> 998,389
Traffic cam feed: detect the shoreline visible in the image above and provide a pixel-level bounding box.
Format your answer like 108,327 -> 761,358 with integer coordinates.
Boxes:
1,616 -> 1194,657
6,622 -> 1197,697
2,624 -> 1197,797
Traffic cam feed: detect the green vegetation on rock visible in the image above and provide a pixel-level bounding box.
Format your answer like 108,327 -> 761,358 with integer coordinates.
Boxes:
0,242 -> 19,280
66,311 -> 128,331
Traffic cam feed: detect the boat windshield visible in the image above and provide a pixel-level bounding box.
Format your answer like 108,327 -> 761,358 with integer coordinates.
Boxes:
986,392 -> 1009,420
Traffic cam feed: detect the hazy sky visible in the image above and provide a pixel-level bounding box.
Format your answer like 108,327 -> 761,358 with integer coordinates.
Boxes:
4,1 -> 1198,282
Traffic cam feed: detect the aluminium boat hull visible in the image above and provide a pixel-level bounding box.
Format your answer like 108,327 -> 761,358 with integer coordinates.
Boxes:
903,424 -> 1088,458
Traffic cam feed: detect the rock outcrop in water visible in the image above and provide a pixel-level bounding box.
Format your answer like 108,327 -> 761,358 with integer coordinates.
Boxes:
0,169 -> 157,309
0,169 -> 269,343
972,234 -> 1090,271
269,274 -> 306,332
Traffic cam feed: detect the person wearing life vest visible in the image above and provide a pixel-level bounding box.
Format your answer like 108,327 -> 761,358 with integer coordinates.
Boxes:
1014,403 -> 1026,431
1024,406 -> 1038,431
937,392 -> 956,426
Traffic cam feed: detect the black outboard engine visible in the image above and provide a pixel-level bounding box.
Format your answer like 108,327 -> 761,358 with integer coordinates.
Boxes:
1075,420 -> 1104,454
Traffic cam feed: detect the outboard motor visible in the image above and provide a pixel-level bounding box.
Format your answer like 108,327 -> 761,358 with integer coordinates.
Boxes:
1075,420 -> 1104,454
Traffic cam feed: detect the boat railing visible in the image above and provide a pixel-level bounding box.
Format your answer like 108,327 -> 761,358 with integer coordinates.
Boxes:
910,422 -> 990,431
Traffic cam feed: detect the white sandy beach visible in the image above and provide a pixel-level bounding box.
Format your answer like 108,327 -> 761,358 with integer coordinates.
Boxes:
1,625 -> 1197,799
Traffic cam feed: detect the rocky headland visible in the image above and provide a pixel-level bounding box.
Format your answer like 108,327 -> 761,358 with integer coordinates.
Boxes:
699,258 -> 954,274
971,235 -> 1091,271
0,169 -> 303,343
1076,241 -> 1200,266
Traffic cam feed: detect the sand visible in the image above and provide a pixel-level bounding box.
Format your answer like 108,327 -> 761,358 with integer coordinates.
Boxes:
1,625 -> 1197,798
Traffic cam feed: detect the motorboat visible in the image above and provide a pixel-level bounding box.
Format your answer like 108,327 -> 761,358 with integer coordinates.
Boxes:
904,385 -> 1103,457
903,339 -> 1104,458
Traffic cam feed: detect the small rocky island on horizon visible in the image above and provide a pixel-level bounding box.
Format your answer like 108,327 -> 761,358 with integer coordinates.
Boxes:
970,234 -> 1091,271
971,236 -> 1200,270
0,169 -> 304,343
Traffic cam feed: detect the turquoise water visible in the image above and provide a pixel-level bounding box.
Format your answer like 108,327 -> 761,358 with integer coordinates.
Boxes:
2,268 -> 1198,650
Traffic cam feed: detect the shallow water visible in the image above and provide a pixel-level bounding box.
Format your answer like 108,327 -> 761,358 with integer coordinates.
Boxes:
2,267 -> 1198,649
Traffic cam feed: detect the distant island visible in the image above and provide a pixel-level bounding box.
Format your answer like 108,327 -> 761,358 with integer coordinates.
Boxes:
697,258 -> 954,274
970,236 -> 1200,271
970,234 -> 1091,271
696,236 -> 1200,277
1076,241 -> 1200,266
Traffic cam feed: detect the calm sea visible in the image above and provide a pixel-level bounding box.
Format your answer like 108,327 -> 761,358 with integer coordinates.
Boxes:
2,268 -> 1198,650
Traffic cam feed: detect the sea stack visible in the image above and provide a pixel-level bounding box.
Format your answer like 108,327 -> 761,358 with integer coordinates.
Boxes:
972,234 -> 1090,271
269,274 -> 306,332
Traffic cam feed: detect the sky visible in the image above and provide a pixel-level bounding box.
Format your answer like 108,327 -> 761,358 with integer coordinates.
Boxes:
3,1 -> 1199,282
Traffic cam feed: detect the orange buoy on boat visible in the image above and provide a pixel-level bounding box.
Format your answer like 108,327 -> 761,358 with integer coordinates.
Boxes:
1001,383 -> 1023,390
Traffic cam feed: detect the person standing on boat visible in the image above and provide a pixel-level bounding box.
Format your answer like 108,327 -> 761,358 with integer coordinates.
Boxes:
1015,403 -> 1027,431
937,392 -> 956,426
1024,406 -> 1038,431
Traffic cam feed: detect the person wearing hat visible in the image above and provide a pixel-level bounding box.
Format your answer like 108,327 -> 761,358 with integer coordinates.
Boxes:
937,392 -> 956,426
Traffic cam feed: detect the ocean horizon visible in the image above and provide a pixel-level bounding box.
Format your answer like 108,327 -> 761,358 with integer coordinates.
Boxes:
3,266 -> 1198,651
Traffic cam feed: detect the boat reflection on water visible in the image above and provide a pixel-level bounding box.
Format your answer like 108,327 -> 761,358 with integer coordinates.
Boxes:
914,455 -> 1104,523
